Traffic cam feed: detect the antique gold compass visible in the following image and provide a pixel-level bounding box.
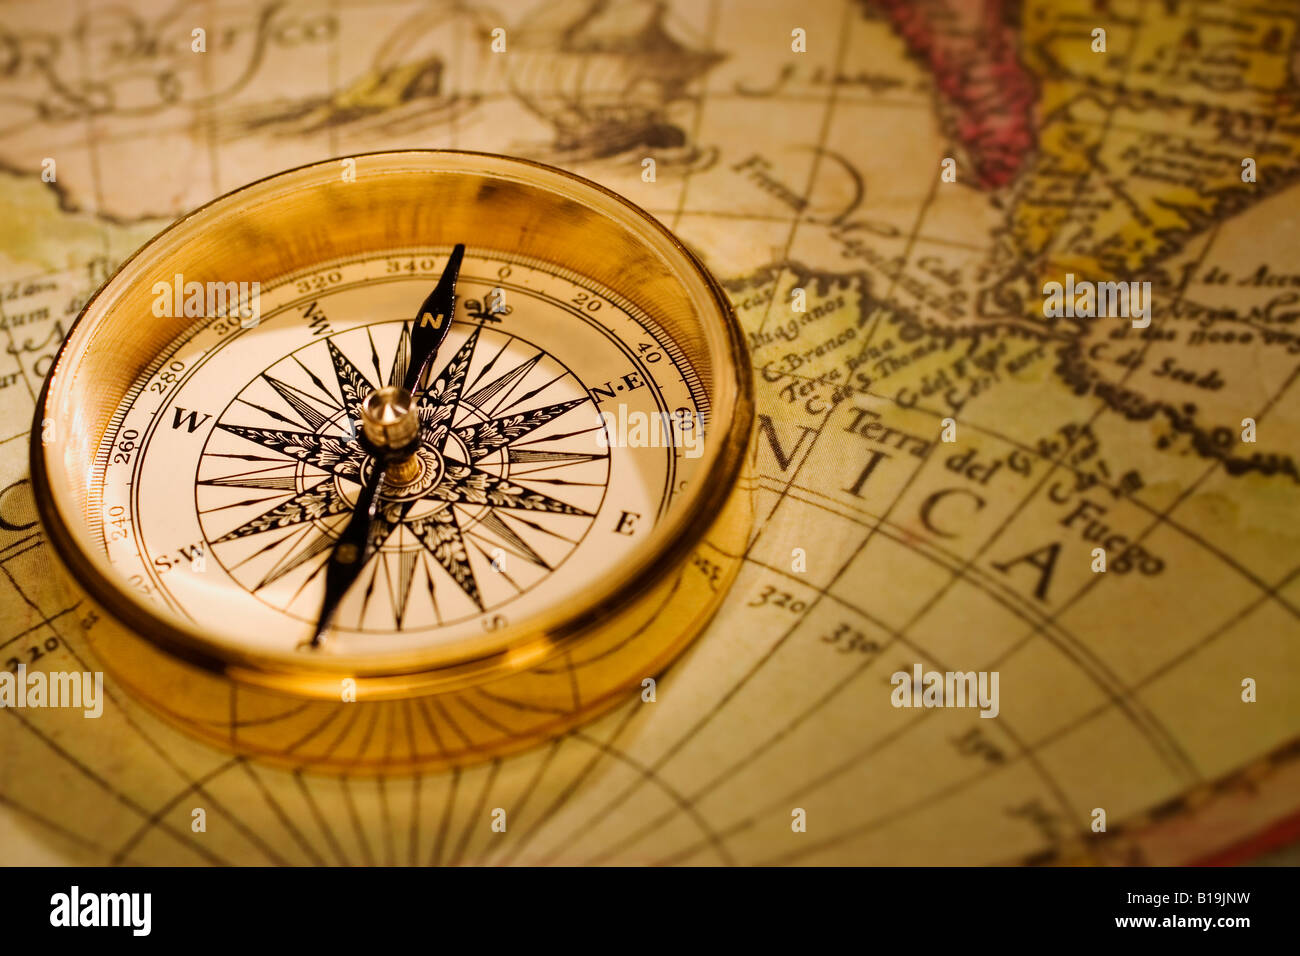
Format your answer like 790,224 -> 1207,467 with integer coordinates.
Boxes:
31,151 -> 753,774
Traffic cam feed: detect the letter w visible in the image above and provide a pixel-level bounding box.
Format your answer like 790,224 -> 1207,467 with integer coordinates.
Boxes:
171,407 -> 212,433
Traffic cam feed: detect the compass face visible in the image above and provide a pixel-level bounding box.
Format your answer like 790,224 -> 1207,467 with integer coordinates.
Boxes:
92,250 -> 709,661
33,152 -> 752,767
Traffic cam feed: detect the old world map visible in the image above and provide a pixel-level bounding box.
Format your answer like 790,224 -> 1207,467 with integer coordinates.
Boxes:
1,0 -> 1298,865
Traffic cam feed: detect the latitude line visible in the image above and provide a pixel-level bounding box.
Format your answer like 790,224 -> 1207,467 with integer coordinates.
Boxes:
552,5 -> 1172,855
109,757 -> 247,865
498,700 -> 643,866
338,775 -> 374,867
760,363 -> 1300,619
3,706 -> 229,866
744,402 -> 838,556
666,0 -> 721,234
0,790 -> 135,864
836,0 -> 1197,772
972,359 -> 1300,713
429,765 -> 459,867
585,472 -> 1221,865
738,558 -> 1300,867
549,400 -> 946,862
653,43 -> 1300,860
664,530 -> 1300,865
447,758 -> 499,867
572,728 -> 737,867
409,721 -> 422,865
9,0 -> 1296,870
377,773 -> 394,866
294,769 -> 351,866
471,737 -> 563,866
576,269 -> 1212,862
0,603 -> 81,651
753,0 -> 857,337
0,563 -> 288,865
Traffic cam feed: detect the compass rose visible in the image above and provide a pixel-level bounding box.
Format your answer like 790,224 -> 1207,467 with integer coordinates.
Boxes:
198,314 -> 608,631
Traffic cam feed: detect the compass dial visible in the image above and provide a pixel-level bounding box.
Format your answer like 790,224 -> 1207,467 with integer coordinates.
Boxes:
99,252 -> 705,660
32,151 -> 752,772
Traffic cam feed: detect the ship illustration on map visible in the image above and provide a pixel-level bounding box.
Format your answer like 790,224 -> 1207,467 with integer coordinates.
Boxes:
212,0 -> 720,165
502,0 -> 723,163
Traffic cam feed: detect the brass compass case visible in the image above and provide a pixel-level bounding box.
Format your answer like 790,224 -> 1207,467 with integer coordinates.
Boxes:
31,151 -> 754,774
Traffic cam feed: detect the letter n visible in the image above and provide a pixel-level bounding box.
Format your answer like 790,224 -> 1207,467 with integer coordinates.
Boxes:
756,414 -> 815,472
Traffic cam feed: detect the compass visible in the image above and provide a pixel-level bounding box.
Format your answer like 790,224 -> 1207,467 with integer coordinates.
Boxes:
31,151 -> 753,774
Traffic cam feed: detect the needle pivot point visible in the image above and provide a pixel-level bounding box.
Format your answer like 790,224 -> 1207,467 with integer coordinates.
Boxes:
361,385 -> 419,452
361,386 -> 423,486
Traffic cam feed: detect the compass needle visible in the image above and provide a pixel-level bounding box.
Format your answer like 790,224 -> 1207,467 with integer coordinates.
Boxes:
311,244 -> 465,647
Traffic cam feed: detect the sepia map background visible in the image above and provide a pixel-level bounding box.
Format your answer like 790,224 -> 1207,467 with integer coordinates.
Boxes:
2,0 -> 1299,865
